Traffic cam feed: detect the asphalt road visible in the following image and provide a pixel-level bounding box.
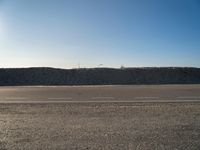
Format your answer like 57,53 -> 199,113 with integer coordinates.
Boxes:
0,85 -> 200,150
0,85 -> 200,103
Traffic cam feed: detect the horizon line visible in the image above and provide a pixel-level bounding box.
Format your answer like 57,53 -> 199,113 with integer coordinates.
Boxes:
0,66 -> 199,70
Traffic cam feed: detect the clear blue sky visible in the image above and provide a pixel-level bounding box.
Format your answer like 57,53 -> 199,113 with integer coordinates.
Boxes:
0,0 -> 200,68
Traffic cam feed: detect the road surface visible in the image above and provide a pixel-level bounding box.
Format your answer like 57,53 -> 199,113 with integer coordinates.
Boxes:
0,85 -> 200,103
0,85 -> 200,150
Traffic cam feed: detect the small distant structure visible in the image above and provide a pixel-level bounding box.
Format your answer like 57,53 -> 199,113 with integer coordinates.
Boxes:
120,65 -> 126,69
98,64 -> 103,68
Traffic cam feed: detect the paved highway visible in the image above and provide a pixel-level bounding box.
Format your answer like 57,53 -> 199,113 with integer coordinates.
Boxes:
0,85 -> 200,103
1,85 -> 200,149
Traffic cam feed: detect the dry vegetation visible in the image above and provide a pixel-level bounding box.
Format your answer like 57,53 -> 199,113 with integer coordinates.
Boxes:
0,67 -> 200,86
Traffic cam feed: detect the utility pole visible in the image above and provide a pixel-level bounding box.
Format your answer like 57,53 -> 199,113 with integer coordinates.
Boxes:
78,62 -> 81,69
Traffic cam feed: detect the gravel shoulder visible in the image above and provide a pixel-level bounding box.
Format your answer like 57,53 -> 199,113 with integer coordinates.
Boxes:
0,102 -> 200,150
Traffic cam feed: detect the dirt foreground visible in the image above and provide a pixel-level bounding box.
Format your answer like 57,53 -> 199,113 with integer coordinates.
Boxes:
0,102 -> 199,150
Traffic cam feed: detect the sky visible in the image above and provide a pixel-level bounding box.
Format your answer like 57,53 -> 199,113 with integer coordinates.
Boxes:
0,0 -> 200,68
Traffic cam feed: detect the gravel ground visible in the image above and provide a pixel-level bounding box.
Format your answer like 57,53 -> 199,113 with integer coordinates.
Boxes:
0,102 -> 200,150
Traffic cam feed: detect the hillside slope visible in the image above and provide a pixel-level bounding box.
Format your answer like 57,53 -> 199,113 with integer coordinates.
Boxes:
0,67 -> 200,86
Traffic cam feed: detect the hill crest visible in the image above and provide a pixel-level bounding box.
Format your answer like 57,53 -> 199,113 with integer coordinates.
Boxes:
0,67 -> 200,86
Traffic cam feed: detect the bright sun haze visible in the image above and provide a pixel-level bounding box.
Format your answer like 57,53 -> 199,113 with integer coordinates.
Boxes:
0,0 -> 200,68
